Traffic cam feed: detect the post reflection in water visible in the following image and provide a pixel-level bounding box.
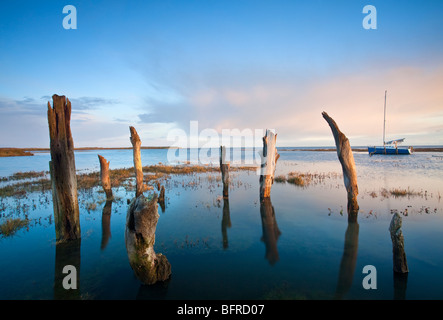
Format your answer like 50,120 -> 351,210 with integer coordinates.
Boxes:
334,201 -> 359,300
394,272 -> 408,300
101,200 -> 112,251
54,239 -> 81,300
260,198 -> 281,265
221,198 -> 231,249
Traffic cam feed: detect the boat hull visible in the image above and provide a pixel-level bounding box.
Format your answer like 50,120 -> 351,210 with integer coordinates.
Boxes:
368,146 -> 412,155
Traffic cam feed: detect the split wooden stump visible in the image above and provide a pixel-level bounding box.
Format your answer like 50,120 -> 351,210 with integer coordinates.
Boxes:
47,94 -> 80,242
98,154 -> 113,200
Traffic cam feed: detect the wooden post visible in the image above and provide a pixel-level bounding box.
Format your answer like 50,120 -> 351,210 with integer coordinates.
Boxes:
259,129 -> 280,201
125,194 -> 171,285
220,145 -> 230,198
47,94 -> 80,242
98,154 -> 113,200
389,212 -> 409,273
129,126 -> 146,197
322,112 -> 359,212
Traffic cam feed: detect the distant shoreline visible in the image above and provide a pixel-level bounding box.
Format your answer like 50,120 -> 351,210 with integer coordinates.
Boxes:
1,146 -> 442,157
0,146 -> 175,157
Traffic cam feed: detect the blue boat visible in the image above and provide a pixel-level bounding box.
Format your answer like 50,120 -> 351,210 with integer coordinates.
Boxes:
368,91 -> 412,156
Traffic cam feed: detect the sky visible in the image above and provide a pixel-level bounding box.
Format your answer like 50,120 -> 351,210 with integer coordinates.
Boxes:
0,0 -> 442,148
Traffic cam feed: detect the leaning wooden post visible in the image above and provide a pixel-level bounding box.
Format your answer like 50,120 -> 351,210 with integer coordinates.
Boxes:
47,94 -> 80,242
322,112 -> 359,213
259,130 -> 280,201
129,126 -> 145,197
98,154 -> 113,200
220,145 -> 230,198
389,212 -> 409,274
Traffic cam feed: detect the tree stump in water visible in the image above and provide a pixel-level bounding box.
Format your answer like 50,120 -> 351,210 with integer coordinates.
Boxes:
125,125 -> 171,285
389,212 -> 409,274
47,94 -> 80,242
220,145 -> 230,198
259,130 -> 280,201
125,194 -> 171,285
322,112 -> 359,212
98,154 -> 113,200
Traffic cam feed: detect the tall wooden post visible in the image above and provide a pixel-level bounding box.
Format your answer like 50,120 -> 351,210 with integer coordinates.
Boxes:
259,130 -> 280,201
129,126 -> 145,198
98,154 -> 112,200
322,112 -> 359,212
47,94 -> 80,242
220,145 -> 230,198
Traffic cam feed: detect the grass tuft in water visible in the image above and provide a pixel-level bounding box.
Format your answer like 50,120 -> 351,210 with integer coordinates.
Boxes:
0,218 -> 30,238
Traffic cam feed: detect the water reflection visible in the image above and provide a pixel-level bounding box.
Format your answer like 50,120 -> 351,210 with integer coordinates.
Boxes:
260,198 -> 281,265
394,272 -> 408,300
54,239 -> 81,300
136,280 -> 170,299
221,198 -> 231,249
101,200 -> 112,251
334,201 -> 359,299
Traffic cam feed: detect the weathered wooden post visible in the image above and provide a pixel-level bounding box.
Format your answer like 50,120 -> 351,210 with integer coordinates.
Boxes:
125,126 -> 171,285
47,94 -> 80,242
98,154 -> 113,200
322,112 -> 359,213
389,212 -> 409,274
220,145 -> 230,198
259,130 -> 280,201
129,126 -> 146,197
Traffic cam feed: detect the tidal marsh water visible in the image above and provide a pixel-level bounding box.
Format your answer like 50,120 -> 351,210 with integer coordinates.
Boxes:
1,148 -> 443,299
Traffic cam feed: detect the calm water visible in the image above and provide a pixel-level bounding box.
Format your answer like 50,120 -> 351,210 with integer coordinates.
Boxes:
1,149 -> 443,299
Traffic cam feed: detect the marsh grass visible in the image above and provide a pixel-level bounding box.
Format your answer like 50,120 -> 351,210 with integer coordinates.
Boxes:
0,164 -> 257,199
0,218 -> 29,238
275,171 -> 342,187
0,148 -> 34,158
368,187 -> 424,199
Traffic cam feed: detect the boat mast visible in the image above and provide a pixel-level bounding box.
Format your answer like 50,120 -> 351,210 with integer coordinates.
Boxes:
383,90 -> 387,147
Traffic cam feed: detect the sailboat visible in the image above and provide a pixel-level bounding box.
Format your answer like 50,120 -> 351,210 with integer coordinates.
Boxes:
367,90 -> 412,155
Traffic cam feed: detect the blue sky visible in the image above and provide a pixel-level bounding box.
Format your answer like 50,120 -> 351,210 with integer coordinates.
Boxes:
1,0 -> 442,147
